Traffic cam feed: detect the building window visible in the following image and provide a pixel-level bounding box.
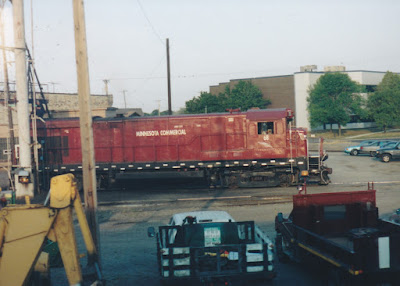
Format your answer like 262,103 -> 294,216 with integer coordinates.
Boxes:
257,122 -> 274,134
364,85 -> 377,92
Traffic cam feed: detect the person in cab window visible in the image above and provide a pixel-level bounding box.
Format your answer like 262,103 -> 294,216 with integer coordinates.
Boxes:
262,122 -> 268,134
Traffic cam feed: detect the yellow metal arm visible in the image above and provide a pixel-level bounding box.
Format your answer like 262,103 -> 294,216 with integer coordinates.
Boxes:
50,174 -> 98,267
0,174 -> 100,286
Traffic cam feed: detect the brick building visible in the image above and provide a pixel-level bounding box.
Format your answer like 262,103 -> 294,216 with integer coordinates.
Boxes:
0,91 -> 113,162
0,91 -> 112,133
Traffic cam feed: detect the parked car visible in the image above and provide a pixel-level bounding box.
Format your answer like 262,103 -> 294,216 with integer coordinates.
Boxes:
360,140 -> 398,157
345,140 -> 396,156
344,140 -> 377,156
375,141 -> 400,162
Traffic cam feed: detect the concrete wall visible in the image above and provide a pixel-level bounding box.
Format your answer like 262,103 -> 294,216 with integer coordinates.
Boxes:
294,72 -> 324,130
313,122 -> 377,131
346,71 -> 386,85
0,125 -> 9,137
0,105 -> 17,135
45,92 -> 112,112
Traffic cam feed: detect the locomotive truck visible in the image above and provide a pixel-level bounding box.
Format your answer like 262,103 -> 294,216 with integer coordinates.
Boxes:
275,184 -> 400,285
37,108 -> 331,188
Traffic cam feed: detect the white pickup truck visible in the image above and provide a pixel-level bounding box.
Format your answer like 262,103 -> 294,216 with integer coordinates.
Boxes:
148,211 -> 275,285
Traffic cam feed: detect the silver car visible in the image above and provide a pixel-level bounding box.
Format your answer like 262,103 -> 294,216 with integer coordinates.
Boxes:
344,140 -> 377,156
360,140 -> 397,157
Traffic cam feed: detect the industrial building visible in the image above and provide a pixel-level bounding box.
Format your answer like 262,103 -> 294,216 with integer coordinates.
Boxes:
210,66 -> 388,130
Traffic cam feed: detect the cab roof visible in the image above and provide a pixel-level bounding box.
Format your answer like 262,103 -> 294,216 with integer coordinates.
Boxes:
171,211 -> 235,225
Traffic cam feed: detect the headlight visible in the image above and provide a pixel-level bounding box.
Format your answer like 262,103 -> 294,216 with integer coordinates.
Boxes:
301,170 -> 309,177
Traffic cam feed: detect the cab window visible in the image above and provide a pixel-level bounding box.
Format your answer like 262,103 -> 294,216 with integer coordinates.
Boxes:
324,205 -> 346,221
257,122 -> 274,135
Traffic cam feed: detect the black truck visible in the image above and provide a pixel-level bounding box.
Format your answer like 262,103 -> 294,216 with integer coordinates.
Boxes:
275,184 -> 400,285
148,211 -> 275,286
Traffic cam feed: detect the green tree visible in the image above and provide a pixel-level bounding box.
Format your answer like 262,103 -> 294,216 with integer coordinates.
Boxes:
185,92 -> 225,114
307,73 -> 365,136
175,107 -> 187,114
185,80 -> 270,114
368,72 -> 400,132
223,81 -> 271,111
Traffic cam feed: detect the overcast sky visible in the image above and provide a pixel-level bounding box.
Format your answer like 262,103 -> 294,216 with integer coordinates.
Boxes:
1,0 -> 399,113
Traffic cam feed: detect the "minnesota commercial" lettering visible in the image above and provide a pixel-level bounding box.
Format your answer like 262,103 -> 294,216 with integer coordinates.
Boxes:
136,129 -> 186,137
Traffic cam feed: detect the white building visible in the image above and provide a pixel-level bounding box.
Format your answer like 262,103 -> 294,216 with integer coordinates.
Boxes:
294,67 -> 386,130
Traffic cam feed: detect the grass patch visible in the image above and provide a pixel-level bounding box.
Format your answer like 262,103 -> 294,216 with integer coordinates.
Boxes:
310,128 -> 400,140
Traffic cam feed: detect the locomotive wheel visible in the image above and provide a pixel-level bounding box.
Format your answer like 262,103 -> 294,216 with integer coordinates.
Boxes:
225,175 -> 239,189
279,173 -> 290,187
350,149 -> 358,156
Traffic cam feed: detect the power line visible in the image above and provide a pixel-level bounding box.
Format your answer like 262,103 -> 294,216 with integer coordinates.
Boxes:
103,69 -> 278,81
136,0 -> 164,46
104,55 -> 165,81
133,55 -> 166,89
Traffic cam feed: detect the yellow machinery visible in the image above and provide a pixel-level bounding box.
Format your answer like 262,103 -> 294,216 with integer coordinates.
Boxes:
0,174 -> 100,286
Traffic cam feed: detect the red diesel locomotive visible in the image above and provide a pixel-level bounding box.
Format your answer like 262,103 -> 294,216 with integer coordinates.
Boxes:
38,108 -> 331,188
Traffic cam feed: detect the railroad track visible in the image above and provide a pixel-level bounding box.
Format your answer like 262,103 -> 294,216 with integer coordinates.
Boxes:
98,194 -> 293,208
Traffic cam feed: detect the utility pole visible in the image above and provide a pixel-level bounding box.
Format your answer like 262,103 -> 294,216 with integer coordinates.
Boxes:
122,89 -> 127,108
1,1 -> 15,174
72,0 -> 101,268
156,99 -> 161,116
103,79 -> 112,107
48,81 -> 58,93
13,0 -> 34,198
166,38 -> 172,115
103,79 -> 109,95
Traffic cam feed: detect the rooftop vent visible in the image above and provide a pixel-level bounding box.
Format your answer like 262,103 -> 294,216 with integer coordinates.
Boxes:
324,66 -> 346,72
300,65 -> 317,72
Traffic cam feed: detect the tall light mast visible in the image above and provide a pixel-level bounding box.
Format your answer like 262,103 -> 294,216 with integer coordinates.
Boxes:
13,0 -> 34,197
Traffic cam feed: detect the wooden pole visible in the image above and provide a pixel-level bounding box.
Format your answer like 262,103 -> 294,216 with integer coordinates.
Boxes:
166,38 -> 172,115
72,0 -> 100,266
